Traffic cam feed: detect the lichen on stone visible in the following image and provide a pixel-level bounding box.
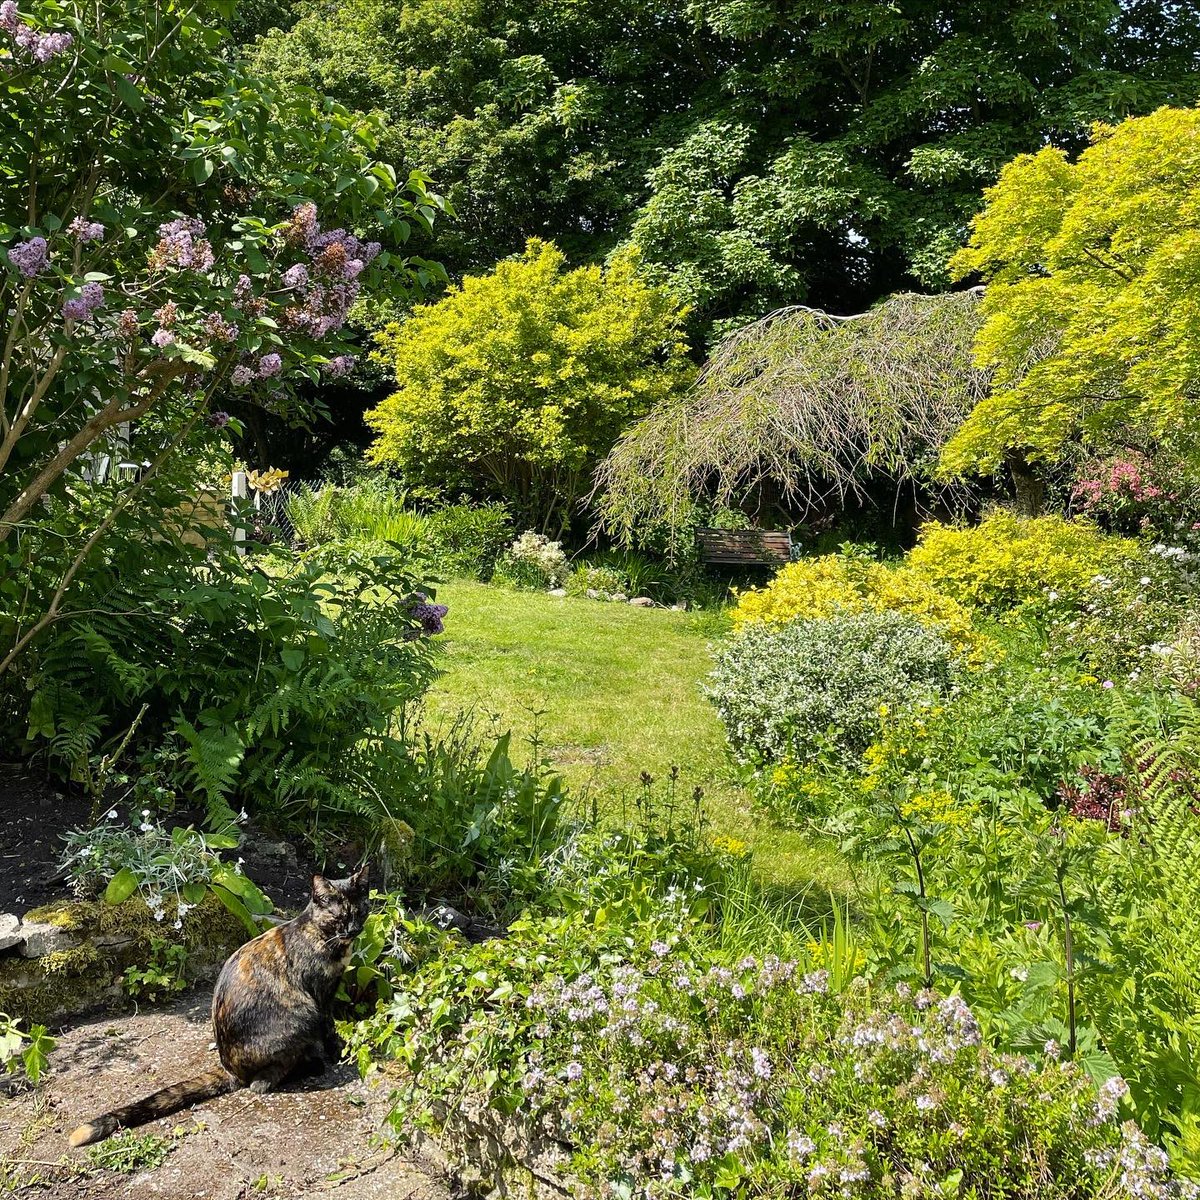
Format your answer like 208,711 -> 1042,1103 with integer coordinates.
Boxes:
2,893 -> 249,1024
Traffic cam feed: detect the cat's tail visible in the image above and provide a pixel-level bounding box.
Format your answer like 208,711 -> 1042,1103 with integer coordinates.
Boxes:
68,1063 -> 240,1147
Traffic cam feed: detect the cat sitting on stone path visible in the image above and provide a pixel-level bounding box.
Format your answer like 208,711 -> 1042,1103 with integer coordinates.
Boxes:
68,864 -> 369,1147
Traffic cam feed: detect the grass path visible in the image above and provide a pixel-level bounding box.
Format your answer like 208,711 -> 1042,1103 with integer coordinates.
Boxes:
424,580 -> 849,893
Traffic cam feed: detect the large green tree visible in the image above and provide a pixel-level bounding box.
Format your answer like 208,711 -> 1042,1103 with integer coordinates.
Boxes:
941,105 -> 1200,480
366,239 -> 693,531
250,0 -> 709,276
251,0 -> 1200,337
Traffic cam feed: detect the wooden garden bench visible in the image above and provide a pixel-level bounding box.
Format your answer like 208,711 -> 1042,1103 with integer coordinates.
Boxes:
696,527 -> 792,566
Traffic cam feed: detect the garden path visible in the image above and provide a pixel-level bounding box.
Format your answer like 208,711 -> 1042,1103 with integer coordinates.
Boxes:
0,993 -> 447,1200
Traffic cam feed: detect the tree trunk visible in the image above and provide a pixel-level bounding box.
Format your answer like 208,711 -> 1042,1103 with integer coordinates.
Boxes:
1004,450 -> 1045,516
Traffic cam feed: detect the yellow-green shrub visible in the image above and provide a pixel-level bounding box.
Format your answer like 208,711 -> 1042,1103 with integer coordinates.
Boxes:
908,512 -> 1144,612
731,553 -> 979,657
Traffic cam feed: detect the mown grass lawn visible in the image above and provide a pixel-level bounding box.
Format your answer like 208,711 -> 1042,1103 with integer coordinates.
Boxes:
423,579 -> 850,894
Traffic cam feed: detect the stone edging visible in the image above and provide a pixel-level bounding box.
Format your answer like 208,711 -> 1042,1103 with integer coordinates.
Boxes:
0,895 -> 247,1025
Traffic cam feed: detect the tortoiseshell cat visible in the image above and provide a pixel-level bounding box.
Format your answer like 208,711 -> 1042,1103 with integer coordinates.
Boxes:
69,864 -> 369,1147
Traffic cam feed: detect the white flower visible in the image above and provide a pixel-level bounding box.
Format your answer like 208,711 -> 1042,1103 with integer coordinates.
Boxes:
1095,1075 -> 1129,1120
107,809 -> 118,820
787,1131 -> 816,1159
139,822 -> 154,832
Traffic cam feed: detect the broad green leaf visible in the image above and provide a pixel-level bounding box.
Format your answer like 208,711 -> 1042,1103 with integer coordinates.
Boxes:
104,867 -> 140,905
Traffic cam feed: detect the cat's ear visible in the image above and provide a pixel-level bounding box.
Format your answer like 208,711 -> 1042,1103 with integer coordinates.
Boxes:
312,874 -> 337,904
350,861 -> 369,891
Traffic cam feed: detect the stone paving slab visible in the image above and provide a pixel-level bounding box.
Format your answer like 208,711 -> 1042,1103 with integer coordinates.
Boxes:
0,993 -> 448,1200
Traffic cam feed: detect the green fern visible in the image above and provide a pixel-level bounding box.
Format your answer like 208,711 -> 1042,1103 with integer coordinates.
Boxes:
1081,692 -> 1200,1172
174,718 -> 244,827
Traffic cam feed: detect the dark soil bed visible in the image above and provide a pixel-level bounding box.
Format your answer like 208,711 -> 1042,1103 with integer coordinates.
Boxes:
0,765 -> 326,917
0,765 -> 94,912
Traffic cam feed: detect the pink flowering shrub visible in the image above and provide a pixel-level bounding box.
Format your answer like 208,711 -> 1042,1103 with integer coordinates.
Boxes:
1072,453 -> 1200,540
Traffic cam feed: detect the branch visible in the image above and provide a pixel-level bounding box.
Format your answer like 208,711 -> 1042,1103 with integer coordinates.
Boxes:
0,282 -> 33,430
0,343 -> 69,476
0,404 -> 204,678
0,361 -> 186,541
1079,246 -> 1133,282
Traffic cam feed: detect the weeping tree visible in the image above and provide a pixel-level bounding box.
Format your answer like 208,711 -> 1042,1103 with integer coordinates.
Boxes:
594,290 -> 989,549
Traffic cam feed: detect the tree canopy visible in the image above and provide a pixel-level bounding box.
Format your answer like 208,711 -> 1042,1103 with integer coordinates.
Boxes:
942,105 -> 1200,479
250,0 -> 1200,338
366,240 -> 693,531
594,290 -> 987,548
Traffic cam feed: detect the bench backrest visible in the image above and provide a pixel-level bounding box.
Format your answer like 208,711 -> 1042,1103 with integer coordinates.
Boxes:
696,527 -> 792,565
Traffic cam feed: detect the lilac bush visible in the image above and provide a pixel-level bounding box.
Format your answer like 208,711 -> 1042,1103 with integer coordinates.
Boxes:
0,0 -> 447,686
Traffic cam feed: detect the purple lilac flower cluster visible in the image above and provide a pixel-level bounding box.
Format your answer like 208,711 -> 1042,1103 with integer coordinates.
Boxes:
408,593 -> 448,637
149,217 -> 214,273
150,303 -> 178,347
67,215 -> 104,243
62,282 -> 104,322
7,235 -> 48,277
1,2 -> 73,62
322,354 -> 356,379
275,202 -> 380,342
202,312 -> 238,345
